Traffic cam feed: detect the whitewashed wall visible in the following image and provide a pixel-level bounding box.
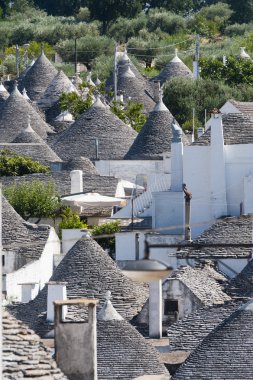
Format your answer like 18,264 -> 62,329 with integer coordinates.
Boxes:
5,227 -> 60,301
95,159 -> 167,183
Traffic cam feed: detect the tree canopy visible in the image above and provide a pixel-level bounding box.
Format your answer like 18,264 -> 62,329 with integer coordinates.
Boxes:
0,149 -> 49,176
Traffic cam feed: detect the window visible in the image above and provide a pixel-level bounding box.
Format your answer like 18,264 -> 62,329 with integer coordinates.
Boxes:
164,299 -> 178,315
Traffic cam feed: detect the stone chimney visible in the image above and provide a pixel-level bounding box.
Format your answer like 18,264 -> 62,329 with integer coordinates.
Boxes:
149,280 -> 162,339
70,170 -> 83,194
19,282 -> 39,303
54,298 -> 98,380
46,282 -> 67,322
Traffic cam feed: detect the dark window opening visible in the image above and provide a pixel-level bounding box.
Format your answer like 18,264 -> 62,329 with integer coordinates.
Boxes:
2,255 -> 5,267
164,299 -> 178,315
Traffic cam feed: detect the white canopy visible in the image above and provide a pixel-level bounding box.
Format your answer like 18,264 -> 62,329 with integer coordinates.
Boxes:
62,192 -> 124,209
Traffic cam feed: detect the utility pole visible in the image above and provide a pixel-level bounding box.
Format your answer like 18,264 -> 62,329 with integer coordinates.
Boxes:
74,38 -> 77,74
15,45 -> 19,78
193,34 -> 200,79
113,43 -> 117,101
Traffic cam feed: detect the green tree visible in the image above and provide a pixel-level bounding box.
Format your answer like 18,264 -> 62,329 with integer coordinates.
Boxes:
200,56 -> 253,85
59,88 -> 93,119
87,0 -> 143,34
34,0 -> 85,16
92,220 -> 120,258
226,0 -> 253,23
4,180 -> 61,222
0,149 -> 49,176
163,77 -> 250,126
111,100 -> 147,132
58,207 -> 88,238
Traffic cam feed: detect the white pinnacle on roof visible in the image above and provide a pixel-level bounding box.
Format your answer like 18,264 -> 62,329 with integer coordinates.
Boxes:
25,115 -> 34,133
22,88 -> 30,100
238,47 -> 251,59
86,72 -> 95,86
92,95 -> 106,109
170,48 -> 183,63
0,79 -> 8,94
153,89 -> 169,112
55,110 -> 74,122
94,76 -> 101,86
118,49 -> 130,64
121,64 -> 136,78
97,291 -> 124,321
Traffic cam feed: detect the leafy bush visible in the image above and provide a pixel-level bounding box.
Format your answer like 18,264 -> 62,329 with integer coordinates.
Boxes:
56,35 -> 114,67
91,220 -> 121,258
108,14 -> 147,42
59,90 -> 93,119
163,77 -> 252,126
58,207 -> 89,238
110,100 -> 147,132
224,23 -> 250,37
147,10 -> 186,35
4,180 -> 61,222
0,149 -> 49,176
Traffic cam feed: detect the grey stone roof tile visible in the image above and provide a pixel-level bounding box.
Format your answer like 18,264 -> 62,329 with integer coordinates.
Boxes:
62,156 -> 99,174
19,51 -> 58,101
192,113 -> 253,146
97,319 -> 170,379
8,237 -> 149,337
0,143 -> 62,165
153,55 -> 193,86
178,215 -> 253,259
3,310 -> 68,380
2,195 -> 50,266
228,99 -> 253,119
38,70 -> 78,109
0,85 -> 53,142
124,102 -> 189,160
167,301 -> 241,353
167,263 -> 231,306
172,302 -> 253,379
50,101 -> 137,161
227,259 -> 253,298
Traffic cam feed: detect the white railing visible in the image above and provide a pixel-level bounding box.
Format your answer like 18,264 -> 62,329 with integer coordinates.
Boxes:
113,175 -> 170,218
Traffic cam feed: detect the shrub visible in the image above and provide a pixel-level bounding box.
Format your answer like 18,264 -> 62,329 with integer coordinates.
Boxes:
147,10 -> 186,35
4,180 -> 61,222
0,149 -> 49,176
58,207 -> 88,238
91,220 -> 121,258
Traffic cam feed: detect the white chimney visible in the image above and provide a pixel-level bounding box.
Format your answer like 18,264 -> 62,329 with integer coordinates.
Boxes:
54,299 -> 98,380
210,112 -> 227,218
70,170 -> 83,194
149,280 -> 162,339
47,282 -> 67,322
19,282 -> 39,303
171,119 -> 183,192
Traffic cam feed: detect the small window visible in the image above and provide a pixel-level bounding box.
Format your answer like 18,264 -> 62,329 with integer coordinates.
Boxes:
164,299 -> 178,315
2,255 -> 5,267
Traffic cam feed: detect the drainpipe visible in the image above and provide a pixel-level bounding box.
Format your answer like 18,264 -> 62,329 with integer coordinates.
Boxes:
183,184 -> 192,241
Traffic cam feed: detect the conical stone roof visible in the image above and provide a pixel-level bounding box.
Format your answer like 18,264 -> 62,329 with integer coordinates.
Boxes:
106,51 -> 155,109
12,121 -> 44,144
19,51 -> 58,101
154,52 -> 193,86
97,298 -> 170,380
63,156 -> 99,174
173,301 -> 253,380
3,311 -> 68,380
125,98 -> 189,160
113,64 -> 155,114
38,70 -> 78,109
8,237 -> 149,336
0,85 -> 53,142
51,98 -> 137,161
